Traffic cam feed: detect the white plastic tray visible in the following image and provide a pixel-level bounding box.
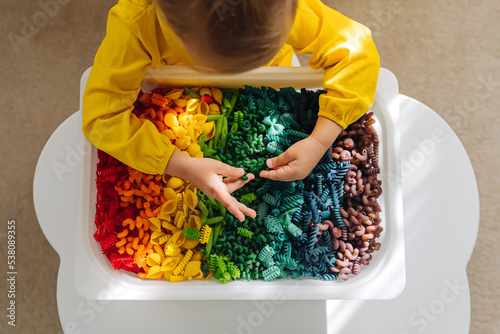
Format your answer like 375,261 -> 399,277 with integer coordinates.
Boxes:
75,66 -> 404,300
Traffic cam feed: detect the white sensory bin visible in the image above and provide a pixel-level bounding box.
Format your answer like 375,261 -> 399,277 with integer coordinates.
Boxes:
74,66 -> 405,300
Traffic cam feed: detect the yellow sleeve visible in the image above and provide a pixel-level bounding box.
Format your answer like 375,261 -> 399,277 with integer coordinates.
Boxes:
82,4 -> 175,175
287,0 -> 380,128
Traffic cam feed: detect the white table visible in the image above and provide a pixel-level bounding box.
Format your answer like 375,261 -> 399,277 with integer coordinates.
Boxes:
34,95 -> 479,334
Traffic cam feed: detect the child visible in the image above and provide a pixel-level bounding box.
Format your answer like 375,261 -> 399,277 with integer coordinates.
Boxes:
82,0 -> 380,222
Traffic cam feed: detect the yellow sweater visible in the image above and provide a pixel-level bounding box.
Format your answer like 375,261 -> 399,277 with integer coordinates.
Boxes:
82,0 -> 379,175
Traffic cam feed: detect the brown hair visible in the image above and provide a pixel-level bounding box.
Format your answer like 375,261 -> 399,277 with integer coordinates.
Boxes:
155,0 -> 298,74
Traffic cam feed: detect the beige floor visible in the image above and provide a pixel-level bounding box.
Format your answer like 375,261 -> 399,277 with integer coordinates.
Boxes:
1,0 -> 498,333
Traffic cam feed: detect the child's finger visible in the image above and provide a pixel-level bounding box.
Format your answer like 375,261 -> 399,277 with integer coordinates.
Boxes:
236,200 -> 257,219
260,165 -> 296,181
223,173 -> 255,193
216,189 -> 245,222
266,150 -> 292,168
215,160 -> 245,179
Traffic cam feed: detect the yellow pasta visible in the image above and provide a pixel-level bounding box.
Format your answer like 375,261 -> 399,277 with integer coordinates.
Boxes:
198,225 -> 212,244
199,87 -> 212,97
164,113 -> 179,128
150,231 -> 169,245
119,86 -> 221,282
146,266 -> 163,279
161,256 -> 180,272
175,137 -> 191,150
146,253 -> 162,267
198,101 -> 209,115
187,143 -> 201,156
183,261 -> 202,278
166,177 -> 184,190
172,126 -> 187,138
162,220 -> 178,232
192,113 -> 207,125
178,113 -> 192,127
165,88 -> 184,100
173,98 -> 188,108
148,217 -> 162,233
174,211 -> 185,229
180,238 -> 199,250
208,103 -> 220,115
211,87 -> 223,104
191,251 -> 202,261
161,128 -> 177,140
186,99 -> 200,113
154,244 -> 165,261
202,122 -> 216,140
184,189 -> 198,211
170,275 -> 187,282
158,199 -> 178,218
173,249 -> 193,275
164,244 -> 181,257
188,215 -> 202,230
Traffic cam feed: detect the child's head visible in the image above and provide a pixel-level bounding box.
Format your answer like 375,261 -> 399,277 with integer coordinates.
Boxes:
155,0 -> 298,74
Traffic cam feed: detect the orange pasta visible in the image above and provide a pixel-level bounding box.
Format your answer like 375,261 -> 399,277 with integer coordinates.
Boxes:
122,218 -> 135,229
151,94 -> 171,108
115,238 -> 127,248
117,229 -> 128,238
107,88 -> 215,281
143,232 -> 150,245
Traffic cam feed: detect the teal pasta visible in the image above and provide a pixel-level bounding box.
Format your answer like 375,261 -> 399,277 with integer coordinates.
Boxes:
285,129 -> 309,139
279,200 -> 303,212
186,85 -> 383,284
281,193 -> 303,204
262,266 -> 281,281
264,216 -> 284,235
258,245 -> 274,264
262,193 -> 280,207
266,141 -> 285,156
275,254 -> 298,270
265,133 -> 290,146
257,202 -> 268,220
282,221 -> 302,238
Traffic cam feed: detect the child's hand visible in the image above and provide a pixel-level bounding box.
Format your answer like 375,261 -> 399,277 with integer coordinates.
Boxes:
165,150 -> 256,222
259,137 -> 329,181
260,116 -> 343,181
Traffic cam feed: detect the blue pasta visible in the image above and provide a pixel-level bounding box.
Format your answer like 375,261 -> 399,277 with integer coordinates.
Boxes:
321,231 -> 334,252
307,224 -> 320,252
309,245 -> 329,257
319,274 -> 338,281
320,187 -> 331,204
315,174 -> 323,194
